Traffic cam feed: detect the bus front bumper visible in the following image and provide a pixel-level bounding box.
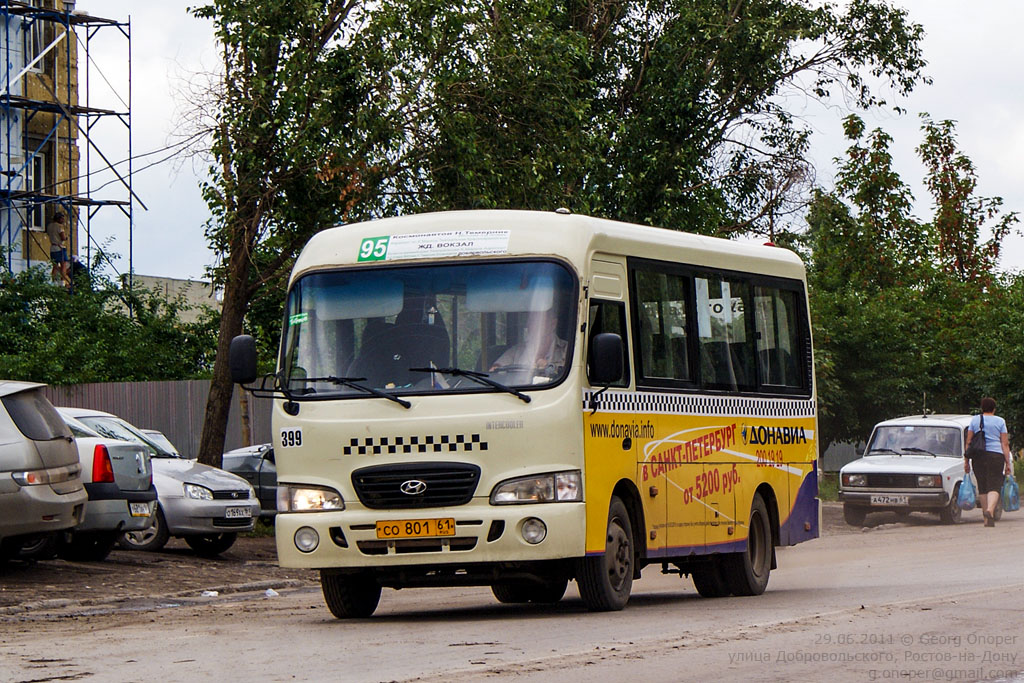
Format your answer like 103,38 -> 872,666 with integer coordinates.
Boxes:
275,501 -> 586,569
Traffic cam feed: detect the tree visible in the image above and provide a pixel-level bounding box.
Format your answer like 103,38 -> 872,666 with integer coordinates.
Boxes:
0,268 -> 215,384
357,0 -> 929,236
191,0 -> 929,465
807,114 -> 1019,448
190,1 -> 365,466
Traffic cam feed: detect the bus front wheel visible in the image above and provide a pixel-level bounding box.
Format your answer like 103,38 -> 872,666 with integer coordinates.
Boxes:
576,496 -> 634,611
321,571 -> 381,618
724,494 -> 772,596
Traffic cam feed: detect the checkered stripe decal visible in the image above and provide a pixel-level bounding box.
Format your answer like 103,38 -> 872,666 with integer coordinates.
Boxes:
342,434 -> 488,456
583,390 -> 815,418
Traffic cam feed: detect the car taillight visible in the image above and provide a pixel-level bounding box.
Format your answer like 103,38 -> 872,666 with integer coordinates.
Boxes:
92,444 -> 115,483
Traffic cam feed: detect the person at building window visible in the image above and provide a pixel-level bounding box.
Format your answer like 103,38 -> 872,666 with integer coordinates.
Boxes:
489,308 -> 567,376
964,396 -> 1013,526
45,211 -> 70,287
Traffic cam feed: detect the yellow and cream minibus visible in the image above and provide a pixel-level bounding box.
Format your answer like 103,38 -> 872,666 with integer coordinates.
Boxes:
230,209 -> 819,618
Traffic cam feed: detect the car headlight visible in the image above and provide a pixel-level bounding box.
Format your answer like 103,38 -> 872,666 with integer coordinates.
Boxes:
278,485 -> 344,512
917,474 -> 942,488
184,483 -> 214,500
491,470 -> 582,504
841,473 -> 867,487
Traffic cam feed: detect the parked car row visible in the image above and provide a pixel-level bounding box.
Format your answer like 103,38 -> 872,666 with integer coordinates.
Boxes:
1,380 -> 261,563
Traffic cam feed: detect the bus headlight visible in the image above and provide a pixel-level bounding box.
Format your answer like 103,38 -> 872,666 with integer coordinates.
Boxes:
278,485 -> 345,512
490,470 -> 582,504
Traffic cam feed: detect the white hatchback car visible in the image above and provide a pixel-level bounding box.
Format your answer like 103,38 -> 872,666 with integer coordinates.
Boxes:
838,414 -> 990,526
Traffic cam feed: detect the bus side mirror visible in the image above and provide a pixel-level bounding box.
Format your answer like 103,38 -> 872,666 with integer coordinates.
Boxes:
229,335 -> 259,385
588,332 -> 623,385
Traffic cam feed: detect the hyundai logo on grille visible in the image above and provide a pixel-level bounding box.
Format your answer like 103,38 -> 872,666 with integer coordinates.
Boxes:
400,479 -> 428,495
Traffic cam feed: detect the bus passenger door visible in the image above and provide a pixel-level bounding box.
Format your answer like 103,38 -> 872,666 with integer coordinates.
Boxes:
666,461 -> 703,554
701,460 -> 737,551
638,452 -> 667,557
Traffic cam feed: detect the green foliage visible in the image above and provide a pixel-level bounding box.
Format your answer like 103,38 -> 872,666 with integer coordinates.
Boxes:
809,115 -> 1021,447
0,268 -> 216,385
354,0 -> 929,236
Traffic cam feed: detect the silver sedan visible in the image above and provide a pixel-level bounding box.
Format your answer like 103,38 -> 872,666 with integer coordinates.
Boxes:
58,407 -> 260,557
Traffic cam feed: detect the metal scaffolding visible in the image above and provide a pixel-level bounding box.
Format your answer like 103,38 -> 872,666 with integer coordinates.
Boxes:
1,0 -> 132,283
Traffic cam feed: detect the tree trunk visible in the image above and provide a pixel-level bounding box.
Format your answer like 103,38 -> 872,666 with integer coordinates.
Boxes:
239,389 -> 253,448
197,238 -> 254,468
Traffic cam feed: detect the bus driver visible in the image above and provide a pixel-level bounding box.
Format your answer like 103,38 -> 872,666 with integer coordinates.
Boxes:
489,308 -> 567,375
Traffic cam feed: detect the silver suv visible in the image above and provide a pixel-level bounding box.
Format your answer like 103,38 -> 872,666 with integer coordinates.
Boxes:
0,381 -> 87,561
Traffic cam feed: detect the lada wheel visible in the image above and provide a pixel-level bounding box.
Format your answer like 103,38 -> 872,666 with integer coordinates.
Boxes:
939,483 -> 962,524
843,503 -> 867,526
321,571 -> 381,618
185,533 -> 238,557
576,496 -> 634,611
60,531 -> 118,562
119,507 -> 170,552
724,494 -> 773,596
17,534 -> 59,560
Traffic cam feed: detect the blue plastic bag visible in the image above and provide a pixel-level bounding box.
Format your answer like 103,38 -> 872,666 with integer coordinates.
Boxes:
1002,475 -> 1020,512
958,475 -> 977,511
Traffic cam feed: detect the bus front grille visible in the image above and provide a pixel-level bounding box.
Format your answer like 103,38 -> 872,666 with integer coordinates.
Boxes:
352,462 -> 481,509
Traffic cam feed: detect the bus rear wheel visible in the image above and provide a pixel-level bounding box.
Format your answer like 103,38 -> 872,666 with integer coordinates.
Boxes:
576,496 -> 634,612
321,571 -> 381,618
724,494 -> 772,596
691,564 -> 732,598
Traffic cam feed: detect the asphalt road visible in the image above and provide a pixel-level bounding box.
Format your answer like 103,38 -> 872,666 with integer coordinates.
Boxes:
2,505 -> 1023,682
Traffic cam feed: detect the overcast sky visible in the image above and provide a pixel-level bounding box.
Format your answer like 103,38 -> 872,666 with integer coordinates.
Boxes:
77,1 -> 1024,281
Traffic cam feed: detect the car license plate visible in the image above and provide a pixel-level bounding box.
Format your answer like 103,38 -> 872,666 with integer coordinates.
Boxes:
870,495 -> 909,506
376,518 -> 456,539
225,506 -> 253,519
129,502 -> 151,517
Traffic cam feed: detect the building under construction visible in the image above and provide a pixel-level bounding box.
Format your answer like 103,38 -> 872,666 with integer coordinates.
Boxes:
0,0 -> 131,279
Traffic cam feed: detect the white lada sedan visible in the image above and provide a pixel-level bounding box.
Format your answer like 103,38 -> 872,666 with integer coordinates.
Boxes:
59,407 -> 260,556
838,414 -> 986,526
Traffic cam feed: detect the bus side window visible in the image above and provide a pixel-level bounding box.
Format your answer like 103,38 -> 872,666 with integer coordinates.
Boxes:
753,286 -> 805,390
587,300 -> 629,387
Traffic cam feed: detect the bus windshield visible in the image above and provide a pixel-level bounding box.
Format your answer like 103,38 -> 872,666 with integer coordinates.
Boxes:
281,260 -> 577,397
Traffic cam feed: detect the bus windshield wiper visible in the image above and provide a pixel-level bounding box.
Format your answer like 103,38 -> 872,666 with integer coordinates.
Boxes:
294,376 -> 411,409
409,367 -> 531,404
900,447 -> 937,457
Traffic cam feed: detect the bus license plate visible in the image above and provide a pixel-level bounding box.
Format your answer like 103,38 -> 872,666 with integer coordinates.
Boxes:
225,506 -> 253,519
129,502 -> 151,517
870,495 -> 909,506
376,518 -> 456,539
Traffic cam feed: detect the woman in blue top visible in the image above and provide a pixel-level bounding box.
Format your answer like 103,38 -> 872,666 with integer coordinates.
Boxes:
964,397 -> 1013,526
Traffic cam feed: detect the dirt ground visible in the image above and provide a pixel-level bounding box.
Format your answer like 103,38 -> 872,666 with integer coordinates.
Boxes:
0,503 -> 925,613
0,523 -> 318,614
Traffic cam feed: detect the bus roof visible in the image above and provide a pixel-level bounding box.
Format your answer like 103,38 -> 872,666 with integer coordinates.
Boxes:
291,210 -> 807,283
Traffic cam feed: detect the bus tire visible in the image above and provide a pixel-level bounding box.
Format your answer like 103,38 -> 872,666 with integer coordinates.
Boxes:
576,496 -> 634,612
321,571 -> 381,618
724,494 -> 772,596
691,565 -> 732,598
